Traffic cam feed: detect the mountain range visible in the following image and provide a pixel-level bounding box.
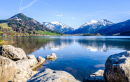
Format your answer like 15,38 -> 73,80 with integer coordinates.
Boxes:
43,22 -> 74,34
0,13 -> 130,36
70,19 -> 130,35
96,19 -> 130,35
71,19 -> 113,34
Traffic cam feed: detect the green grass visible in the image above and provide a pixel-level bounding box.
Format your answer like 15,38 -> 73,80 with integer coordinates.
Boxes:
0,31 -> 3,34
36,30 -> 61,36
0,23 -> 12,29
0,40 -> 4,42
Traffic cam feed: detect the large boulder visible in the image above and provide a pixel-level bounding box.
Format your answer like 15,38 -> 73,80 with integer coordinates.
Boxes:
84,70 -> 105,82
0,45 -> 26,60
0,56 -> 16,82
14,55 -> 46,82
14,55 -> 39,82
0,45 -> 46,82
14,60 -> 38,82
28,68 -> 80,82
104,51 -> 130,82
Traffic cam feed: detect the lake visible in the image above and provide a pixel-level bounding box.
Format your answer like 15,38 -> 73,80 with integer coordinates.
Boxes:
1,36 -> 130,81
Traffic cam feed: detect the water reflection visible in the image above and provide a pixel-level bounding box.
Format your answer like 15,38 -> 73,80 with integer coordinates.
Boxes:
1,36 -> 130,81
2,36 -> 130,54
2,36 -> 53,54
77,38 -> 130,52
43,38 -> 74,51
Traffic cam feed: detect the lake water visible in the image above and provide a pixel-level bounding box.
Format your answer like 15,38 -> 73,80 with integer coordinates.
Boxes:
1,36 -> 130,81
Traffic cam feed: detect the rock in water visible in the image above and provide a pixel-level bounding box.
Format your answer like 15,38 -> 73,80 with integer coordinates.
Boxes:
51,53 -> 57,58
104,51 -> 130,82
0,45 -> 26,60
0,56 -> 16,82
28,68 -> 80,82
46,53 -> 57,61
84,69 -> 105,82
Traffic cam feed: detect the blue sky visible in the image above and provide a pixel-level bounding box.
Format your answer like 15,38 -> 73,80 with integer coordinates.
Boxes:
0,0 -> 130,29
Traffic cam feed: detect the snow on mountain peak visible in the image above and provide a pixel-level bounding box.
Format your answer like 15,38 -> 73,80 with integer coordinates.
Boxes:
50,22 -> 70,29
98,19 -> 113,26
43,22 -> 74,33
84,20 -> 98,26
80,19 -> 113,28
90,20 -> 98,24
51,22 -> 60,24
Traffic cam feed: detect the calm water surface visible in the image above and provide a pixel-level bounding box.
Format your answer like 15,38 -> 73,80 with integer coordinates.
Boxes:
1,36 -> 130,81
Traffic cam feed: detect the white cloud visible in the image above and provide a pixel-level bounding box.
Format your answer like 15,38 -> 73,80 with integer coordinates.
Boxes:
19,0 -> 38,13
56,14 -> 63,17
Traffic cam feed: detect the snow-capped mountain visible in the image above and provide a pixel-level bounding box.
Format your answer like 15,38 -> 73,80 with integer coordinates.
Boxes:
71,19 -> 113,34
43,22 -> 74,34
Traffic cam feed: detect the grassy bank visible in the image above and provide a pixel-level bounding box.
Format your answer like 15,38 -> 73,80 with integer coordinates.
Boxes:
0,40 -> 4,42
36,30 -> 61,36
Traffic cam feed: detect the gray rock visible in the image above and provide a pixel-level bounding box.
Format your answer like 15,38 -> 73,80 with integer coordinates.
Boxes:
0,56 -> 16,82
0,45 -> 47,82
28,68 -> 80,82
46,53 -> 57,61
84,70 -> 105,82
51,53 -> 57,58
37,56 -> 45,64
27,55 -> 36,59
31,56 -> 46,70
16,58 -> 38,69
14,60 -> 38,82
14,55 -> 46,82
14,56 -> 39,82
0,45 -> 26,60
104,51 -> 130,82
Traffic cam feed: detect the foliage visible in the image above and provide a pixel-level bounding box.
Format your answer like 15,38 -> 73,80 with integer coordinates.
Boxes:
36,30 -> 61,36
82,33 -> 95,36
0,23 -> 12,32
0,40 -> 4,42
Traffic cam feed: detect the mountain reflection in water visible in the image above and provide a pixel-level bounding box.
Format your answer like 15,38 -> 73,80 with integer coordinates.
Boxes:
1,36 -> 130,81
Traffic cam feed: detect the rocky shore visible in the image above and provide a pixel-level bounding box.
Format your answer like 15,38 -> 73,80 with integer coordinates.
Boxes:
0,45 -> 130,82
0,45 -> 79,82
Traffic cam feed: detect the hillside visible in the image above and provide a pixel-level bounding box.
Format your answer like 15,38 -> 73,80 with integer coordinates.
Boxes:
97,19 -> 130,35
43,22 -> 74,34
0,13 -> 62,36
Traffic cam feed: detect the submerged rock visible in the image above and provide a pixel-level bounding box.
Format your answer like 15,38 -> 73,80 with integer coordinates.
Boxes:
0,45 -> 26,60
0,56 -> 16,82
104,51 -> 130,82
28,68 -> 80,82
84,69 -> 105,82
